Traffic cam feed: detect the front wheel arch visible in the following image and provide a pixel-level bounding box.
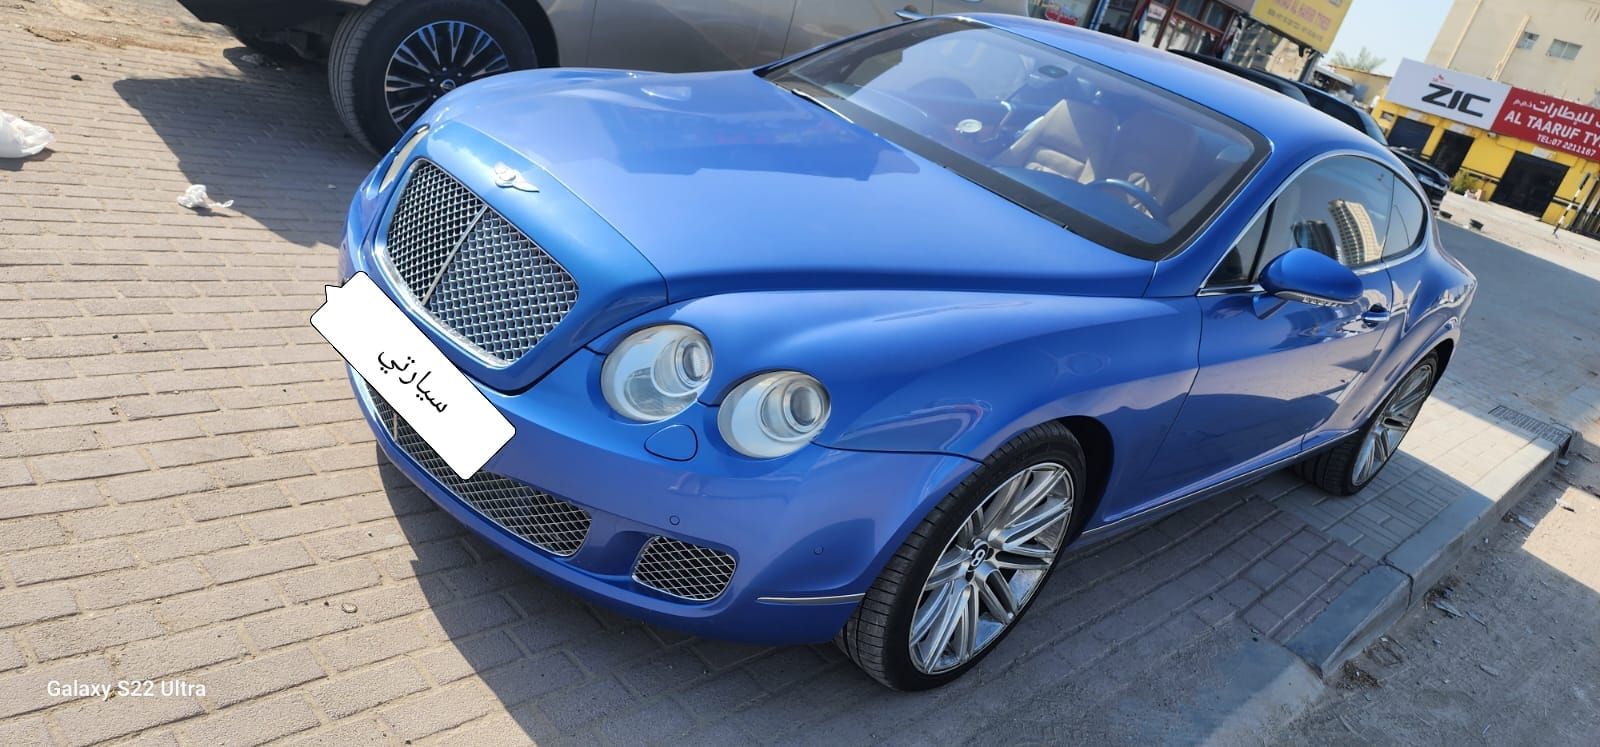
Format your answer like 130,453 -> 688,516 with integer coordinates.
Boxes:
1057,415 -> 1112,537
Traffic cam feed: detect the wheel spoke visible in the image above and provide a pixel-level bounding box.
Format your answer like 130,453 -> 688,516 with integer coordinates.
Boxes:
977,568 -> 1018,623
923,548 -> 966,592
1008,467 -> 1066,526
954,513 -> 979,548
921,584 -> 967,669
993,547 -> 1053,572
1001,498 -> 1071,548
1353,432 -> 1378,483
1392,387 -> 1428,416
979,475 -> 1027,536
956,585 -> 980,662
910,580 -> 956,649
384,75 -> 429,93
386,98 -> 430,124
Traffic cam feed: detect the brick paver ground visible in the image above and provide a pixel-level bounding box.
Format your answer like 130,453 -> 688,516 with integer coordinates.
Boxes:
0,15 -> 1586,746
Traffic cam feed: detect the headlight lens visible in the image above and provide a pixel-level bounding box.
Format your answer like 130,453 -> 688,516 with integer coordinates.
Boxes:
718,372 -> 831,458
601,325 -> 713,422
379,125 -> 428,191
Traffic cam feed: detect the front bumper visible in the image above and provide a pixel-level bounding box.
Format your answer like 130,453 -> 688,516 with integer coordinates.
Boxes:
349,355 -> 975,644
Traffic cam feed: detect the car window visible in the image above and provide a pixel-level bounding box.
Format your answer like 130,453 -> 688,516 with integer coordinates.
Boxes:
1386,179 -> 1428,258
1209,206 -> 1267,286
1207,156 -> 1394,287
762,19 -> 1266,261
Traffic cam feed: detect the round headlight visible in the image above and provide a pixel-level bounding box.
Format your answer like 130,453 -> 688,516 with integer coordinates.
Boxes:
718,372 -> 831,458
601,325 -> 713,422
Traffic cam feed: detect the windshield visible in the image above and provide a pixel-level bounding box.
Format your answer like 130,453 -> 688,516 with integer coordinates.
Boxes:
761,19 -> 1264,260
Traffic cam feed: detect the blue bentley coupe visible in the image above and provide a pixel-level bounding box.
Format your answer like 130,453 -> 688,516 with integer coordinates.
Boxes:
337,14 -> 1475,689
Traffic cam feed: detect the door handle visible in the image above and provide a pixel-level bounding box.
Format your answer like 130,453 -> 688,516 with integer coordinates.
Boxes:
1361,306 -> 1391,328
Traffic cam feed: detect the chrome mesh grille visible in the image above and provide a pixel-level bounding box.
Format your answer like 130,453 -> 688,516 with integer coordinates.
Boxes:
633,537 -> 737,602
368,387 -> 590,557
386,162 -> 482,295
424,211 -> 580,361
383,160 -> 578,364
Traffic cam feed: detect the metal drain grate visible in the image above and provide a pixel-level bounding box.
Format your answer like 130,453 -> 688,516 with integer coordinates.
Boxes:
1488,405 -> 1574,448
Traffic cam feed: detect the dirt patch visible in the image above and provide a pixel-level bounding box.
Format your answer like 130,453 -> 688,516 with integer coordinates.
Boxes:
1336,662 -> 1382,691
9,0 -> 232,55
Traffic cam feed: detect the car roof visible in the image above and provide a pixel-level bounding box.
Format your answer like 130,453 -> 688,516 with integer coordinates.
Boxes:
966,14 -> 1382,162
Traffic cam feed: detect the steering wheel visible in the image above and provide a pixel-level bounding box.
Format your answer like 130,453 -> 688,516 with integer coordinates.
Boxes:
1088,178 -> 1169,224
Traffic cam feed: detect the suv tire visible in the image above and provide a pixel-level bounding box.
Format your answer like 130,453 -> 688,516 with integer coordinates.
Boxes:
328,0 -> 537,152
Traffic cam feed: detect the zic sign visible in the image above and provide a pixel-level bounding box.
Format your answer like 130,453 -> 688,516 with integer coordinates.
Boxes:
1387,60 -> 1509,129
1421,86 -> 1494,118
1386,59 -> 1600,160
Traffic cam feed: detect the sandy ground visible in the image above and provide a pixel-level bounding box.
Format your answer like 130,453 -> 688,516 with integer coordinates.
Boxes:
7,0 -> 230,55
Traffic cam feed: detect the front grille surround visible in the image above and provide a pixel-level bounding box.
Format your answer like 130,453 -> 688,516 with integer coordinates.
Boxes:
367,387 -> 590,557
379,160 -> 579,365
633,537 -> 738,602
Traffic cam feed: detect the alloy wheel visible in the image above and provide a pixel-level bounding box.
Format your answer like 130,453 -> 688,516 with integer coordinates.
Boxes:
908,462 -> 1074,674
1352,363 -> 1435,485
384,21 -> 510,129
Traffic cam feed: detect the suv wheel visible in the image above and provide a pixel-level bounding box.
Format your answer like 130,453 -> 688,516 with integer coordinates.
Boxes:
328,0 -> 537,152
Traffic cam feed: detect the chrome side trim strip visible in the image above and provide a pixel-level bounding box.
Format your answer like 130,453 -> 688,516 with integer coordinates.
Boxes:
756,593 -> 866,605
1078,436 -> 1345,540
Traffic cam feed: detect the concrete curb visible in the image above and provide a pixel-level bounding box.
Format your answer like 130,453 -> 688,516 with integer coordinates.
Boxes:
1283,437 -> 1565,679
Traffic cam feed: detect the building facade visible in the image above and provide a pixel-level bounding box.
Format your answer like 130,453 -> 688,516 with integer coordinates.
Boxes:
1426,0 -> 1600,106
1374,59 -> 1600,235
1367,1 -> 1600,235
1026,0 -> 1349,78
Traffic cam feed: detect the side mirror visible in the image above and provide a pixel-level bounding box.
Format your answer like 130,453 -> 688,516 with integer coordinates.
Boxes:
1259,248 -> 1362,307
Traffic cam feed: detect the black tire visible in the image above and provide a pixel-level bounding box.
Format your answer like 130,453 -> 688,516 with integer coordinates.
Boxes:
839,422 -> 1089,690
1296,353 -> 1439,496
328,0 -> 538,153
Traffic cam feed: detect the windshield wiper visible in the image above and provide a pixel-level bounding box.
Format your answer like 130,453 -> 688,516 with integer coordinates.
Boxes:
785,85 -> 854,124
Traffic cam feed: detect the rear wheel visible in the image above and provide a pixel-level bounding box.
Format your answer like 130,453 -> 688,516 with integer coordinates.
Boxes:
1296,354 -> 1438,495
839,423 -> 1087,690
328,0 -> 537,152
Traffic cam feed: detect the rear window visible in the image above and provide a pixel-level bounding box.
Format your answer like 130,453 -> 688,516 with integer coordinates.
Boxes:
762,19 -> 1265,260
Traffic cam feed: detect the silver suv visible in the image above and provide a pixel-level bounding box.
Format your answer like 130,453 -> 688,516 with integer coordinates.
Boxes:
176,0 -> 1053,152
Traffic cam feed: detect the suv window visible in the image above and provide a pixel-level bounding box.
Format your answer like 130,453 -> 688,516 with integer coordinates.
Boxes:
1208,156 -> 1395,286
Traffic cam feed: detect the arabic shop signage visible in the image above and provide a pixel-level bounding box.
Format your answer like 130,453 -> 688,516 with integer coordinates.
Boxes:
1246,0 -> 1352,53
1495,88 -> 1600,161
1388,59 -> 1600,161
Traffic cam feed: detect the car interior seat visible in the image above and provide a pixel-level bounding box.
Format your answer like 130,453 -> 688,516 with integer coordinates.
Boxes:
994,97 -> 1116,183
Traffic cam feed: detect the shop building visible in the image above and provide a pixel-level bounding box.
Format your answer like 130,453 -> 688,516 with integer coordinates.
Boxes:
1426,0 -> 1600,106
1374,59 -> 1600,236
1028,0 -> 1351,78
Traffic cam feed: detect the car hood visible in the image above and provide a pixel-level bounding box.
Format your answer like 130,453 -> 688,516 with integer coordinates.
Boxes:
430,69 -> 1155,300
